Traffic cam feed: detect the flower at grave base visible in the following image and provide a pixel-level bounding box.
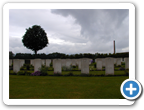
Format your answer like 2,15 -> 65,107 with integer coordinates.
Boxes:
31,71 -> 41,76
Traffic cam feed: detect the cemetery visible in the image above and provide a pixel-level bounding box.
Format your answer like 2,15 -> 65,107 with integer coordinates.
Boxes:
9,56 -> 129,99
9,57 -> 129,76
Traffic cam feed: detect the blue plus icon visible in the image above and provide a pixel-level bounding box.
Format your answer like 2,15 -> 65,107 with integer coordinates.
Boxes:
126,83 -> 137,95
121,79 -> 142,100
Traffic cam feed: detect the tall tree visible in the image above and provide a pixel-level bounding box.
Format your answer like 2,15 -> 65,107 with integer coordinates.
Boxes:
9,51 -> 14,59
22,25 -> 49,55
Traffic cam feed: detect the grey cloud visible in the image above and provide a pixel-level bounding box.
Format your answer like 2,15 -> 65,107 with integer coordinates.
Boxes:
9,9 -> 129,54
51,9 -> 128,37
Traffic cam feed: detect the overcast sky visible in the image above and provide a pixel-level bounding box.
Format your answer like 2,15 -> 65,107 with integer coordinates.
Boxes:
9,9 -> 129,55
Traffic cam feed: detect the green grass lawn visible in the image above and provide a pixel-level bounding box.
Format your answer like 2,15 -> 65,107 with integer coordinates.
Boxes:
9,75 -> 128,99
10,70 -> 128,76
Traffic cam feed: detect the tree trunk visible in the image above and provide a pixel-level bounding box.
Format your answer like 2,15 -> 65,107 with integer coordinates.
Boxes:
34,50 -> 37,58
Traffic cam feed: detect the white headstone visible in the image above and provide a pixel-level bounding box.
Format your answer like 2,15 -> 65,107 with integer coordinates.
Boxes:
77,59 -> 81,70
96,58 -> 102,70
124,58 -> 129,69
71,59 -> 77,66
121,57 -> 125,62
46,59 -> 51,67
65,59 -> 72,67
19,59 -> 25,67
114,58 -> 116,64
105,57 -> 114,75
30,59 -> 35,66
95,59 -> 97,63
34,59 -> 42,72
13,59 -> 20,73
81,58 -> 89,74
116,58 -> 121,66
9,59 -> 12,66
53,59 -> 61,74
41,59 -> 46,66
61,59 -> 66,67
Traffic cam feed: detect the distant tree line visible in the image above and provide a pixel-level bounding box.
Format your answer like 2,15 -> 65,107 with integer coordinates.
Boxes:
9,51 -> 129,60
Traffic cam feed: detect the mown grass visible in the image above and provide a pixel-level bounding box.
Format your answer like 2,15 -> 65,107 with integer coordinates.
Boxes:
10,70 -> 127,76
9,75 -> 128,99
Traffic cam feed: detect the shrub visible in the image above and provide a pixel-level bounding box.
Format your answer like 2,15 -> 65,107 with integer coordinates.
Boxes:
20,66 -> 25,70
9,70 -> 16,75
62,66 -> 73,71
50,62 -> 53,67
94,63 -> 96,68
9,66 -> 13,70
38,65 -> 48,76
118,67 -> 125,70
26,65 -> 30,70
121,62 -> 125,65
53,72 -> 62,76
31,71 -> 41,76
68,72 -> 73,76
125,69 -> 129,76
17,71 -> 25,75
81,73 -> 89,76
72,65 -> 76,68
25,71 -> 31,76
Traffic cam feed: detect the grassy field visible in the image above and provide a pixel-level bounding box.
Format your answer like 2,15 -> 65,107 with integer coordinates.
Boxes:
10,70 -> 127,76
9,75 -> 128,99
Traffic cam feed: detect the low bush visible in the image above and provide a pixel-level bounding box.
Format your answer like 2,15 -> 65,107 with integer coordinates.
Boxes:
50,62 -> 53,67
53,72 -> 62,76
118,67 -> 125,70
121,62 -> 125,65
62,66 -> 73,71
72,65 -> 76,68
26,65 -> 30,70
68,72 -> 73,76
124,69 -> 129,76
9,70 -> 17,75
9,66 -> 13,70
20,66 -> 25,70
25,71 -> 31,76
17,71 -> 25,75
31,71 -> 41,76
38,65 -> 48,76
81,73 -> 89,76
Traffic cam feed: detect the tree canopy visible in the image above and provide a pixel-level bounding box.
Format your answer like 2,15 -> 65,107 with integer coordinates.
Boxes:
22,25 -> 49,55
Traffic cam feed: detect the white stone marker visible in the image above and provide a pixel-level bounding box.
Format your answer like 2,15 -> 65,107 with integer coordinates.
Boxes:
20,59 -> 25,67
95,59 -> 97,63
34,59 -> 42,72
30,59 -> 35,66
71,59 -> 77,66
116,58 -> 121,66
9,59 -> 12,66
114,58 -> 117,64
53,59 -> 62,74
96,58 -> 102,70
88,58 -> 92,65
42,59 -> 46,66
77,59 -> 81,70
121,57 -> 125,62
13,59 -> 20,73
61,59 -> 66,67
81,58 -> 89,74
65,59 -> 72,67
105,57 -> 114,75
124,58 -> 129,69
46,59 -> 51,67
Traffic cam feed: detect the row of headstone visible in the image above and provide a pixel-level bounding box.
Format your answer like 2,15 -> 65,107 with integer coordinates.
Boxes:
95,57 -> 129,70
10,57 -> 129,75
